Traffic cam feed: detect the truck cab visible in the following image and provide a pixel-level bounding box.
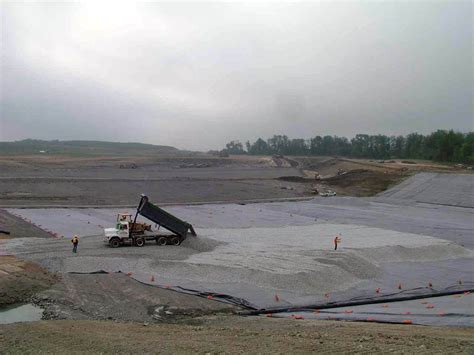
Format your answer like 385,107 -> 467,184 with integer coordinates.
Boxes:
104,213 -> 132,247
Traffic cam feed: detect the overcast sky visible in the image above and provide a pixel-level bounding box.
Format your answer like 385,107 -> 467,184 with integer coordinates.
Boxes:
1,1 -> 472,150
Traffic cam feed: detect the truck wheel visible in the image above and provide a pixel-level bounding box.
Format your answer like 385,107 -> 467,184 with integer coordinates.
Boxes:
170,236 -> 181,246
135,237 -> 145,247
156,237 -> 167,246
109,238 -> 120,248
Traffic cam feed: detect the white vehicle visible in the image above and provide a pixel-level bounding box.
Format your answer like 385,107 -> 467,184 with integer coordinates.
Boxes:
319,190 -> 337,197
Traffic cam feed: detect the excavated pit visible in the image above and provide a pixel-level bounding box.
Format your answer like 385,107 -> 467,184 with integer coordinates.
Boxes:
1,173 -> 472,324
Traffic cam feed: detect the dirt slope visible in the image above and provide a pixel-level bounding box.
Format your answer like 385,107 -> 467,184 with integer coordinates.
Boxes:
0,256 -> 57,306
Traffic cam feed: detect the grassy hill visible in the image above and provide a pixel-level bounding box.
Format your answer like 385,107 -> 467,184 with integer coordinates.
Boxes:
0,139 -> 181,156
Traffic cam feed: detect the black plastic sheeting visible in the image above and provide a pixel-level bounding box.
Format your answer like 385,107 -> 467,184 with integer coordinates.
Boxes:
240,283 -> 474,315
68,270 -> 259,309
270,293 -> 474,326
68,270 -> 473,326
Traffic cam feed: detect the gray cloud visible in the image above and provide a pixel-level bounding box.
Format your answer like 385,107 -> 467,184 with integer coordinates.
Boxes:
1,1 -> 472,150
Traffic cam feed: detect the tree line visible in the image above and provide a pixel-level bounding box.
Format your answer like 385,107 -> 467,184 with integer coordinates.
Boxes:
223,130 -> 474,163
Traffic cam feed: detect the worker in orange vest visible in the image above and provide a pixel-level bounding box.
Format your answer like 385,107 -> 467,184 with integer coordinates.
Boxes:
334,234 -> 342,250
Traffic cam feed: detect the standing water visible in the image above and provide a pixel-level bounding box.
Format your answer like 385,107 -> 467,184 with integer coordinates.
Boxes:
0,304 -> 43,324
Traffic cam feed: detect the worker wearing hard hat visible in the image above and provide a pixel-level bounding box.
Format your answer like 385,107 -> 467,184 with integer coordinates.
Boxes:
71,235 -> 79,253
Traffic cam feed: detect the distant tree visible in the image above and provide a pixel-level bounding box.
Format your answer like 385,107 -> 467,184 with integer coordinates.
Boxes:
245,140 -> 251,153
267,135 -> 289,155
369,135 -> 390,159
309,136 -> 323,155
225,140 -> 245,154
460,133 -> 474,163
390,136 -> 405,158
287,138 -> 308,155
320,136 -> 334,155
237,130 -> 473,163
404,133 -> 425,159
333,136 -> 351,156
422,130 -> 464,161
248,138 -> 269,155
351,134 -> 370,158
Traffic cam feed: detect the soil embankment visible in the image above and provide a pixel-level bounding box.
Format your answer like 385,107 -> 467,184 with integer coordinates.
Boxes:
34,273 -> 238,322
0,210 -> 58,306
0,256 -> 57,307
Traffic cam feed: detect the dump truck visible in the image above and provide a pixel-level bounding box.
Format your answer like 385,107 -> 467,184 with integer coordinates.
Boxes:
104,194 -> 196,247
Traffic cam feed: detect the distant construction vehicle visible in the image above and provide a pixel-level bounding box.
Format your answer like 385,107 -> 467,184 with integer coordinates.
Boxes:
104,194 -> 196,248
319,190 -> 337,197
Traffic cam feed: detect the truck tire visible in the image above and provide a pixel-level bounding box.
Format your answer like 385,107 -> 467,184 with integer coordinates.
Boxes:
156,236 -> 167,246
109,238 -> 120,248
170,236 -> 181,246
135,237 -> 145,247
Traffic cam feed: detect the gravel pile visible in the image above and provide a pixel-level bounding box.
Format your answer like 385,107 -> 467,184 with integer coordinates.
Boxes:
3,222 -> 471,308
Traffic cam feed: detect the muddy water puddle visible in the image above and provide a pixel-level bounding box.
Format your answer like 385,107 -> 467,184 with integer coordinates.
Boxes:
0,303 -> 43,324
